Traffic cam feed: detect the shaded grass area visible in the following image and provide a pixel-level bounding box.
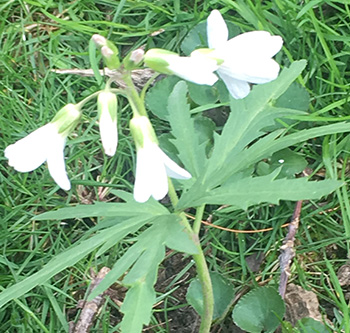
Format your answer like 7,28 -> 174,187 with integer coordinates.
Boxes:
1,0 -> 350,331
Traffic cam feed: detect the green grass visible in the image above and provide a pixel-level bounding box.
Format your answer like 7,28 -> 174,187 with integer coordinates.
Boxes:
1,0 -> 350,332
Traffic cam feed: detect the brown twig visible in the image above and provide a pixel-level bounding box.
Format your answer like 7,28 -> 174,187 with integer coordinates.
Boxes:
71,267 -> 111,333
279,169 -> 313,298
52,68 -> 155,90
278,200 -> 303,299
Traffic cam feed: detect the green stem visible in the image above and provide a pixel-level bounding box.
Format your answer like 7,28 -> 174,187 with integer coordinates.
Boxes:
168,181 -> 213,332
193,204 -> 205,235
120,68 -> 214,331
105,76 -> 115,90
168,179 -> 193,234
75,87 -> 124,110
75,91 -> 102,109
122,71 -> 147,117
192,203 -> 213,333
140,72 -> 161,101
167,178 -> 179,208
193,247 -> 214,333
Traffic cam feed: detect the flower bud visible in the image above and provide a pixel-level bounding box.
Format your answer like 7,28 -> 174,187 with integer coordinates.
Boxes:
51,104 -> 81,136
101,45 -> 120,70
130,49 -> 145,64
123,49 -> 145,70
129,116 -> 158,149
144,48 -> 219,85
92,35 -> 121,70
91,34 -> 107,47
97,91 -> 118,156
144,49 -> 178,74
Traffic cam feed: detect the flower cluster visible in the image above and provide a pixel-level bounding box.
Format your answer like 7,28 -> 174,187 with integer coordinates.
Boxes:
4,94 -> 191,203
4,10 -> 284,203
5,92 -> 119,191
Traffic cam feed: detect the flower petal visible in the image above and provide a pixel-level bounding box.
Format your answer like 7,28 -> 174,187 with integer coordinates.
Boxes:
225,31 -> 283,59
133,147 -> 151,203
218,71 -> 251,99
207,10 -> 228,50
46,133 -> 71,190
216,31 -> 282,85
219,58 -> 281,84
99,112 -> 118,156
98,92 -> 118,156
160,150 -> 192,179
166,56 -> 218,85
133,143 -> 168,202
149,145 -> 169,200
4,124 -> 53,172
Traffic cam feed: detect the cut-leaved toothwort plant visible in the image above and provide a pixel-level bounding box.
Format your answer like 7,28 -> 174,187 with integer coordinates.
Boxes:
2,9 -> 350,333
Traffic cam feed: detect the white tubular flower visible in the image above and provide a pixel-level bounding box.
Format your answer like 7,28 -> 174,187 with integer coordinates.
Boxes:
130,116 -> 191,203
4,104 -> 81,190
98,91 -> 118,156
206,9 -> 283,99
144,48 -> 219,85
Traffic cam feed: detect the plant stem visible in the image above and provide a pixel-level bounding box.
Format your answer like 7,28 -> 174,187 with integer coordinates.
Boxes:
169,182 -> 213,332
193,204 -> 205,234
123,69 -> 215,332
76,91 -> 102,109
122,71 -> 147,117
192,204 -> 213,333
167,178 -> 179,208
140,72 -> 160,101
193,246 -> 214,333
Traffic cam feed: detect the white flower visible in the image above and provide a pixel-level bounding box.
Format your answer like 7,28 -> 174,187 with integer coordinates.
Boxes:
4,123 -> 71,190
207,10 -> 283,99
144,48 -> 219,85
4,103 -> 81,190
134,140 -> 191,203
98,91 -> 118,156
165,54 -> 219,85
130,116 -> 191,203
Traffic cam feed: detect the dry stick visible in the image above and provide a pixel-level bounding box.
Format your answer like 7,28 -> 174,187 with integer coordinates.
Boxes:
279,169 -> 312,298
52,68 -> 155,90
72,267 -> 111,333
279,200 -> 303,299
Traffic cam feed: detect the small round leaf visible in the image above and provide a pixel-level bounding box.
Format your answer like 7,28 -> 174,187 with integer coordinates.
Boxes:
232,286 -> 285,333
186,272 -> 235,320
297,317 -> 330,333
